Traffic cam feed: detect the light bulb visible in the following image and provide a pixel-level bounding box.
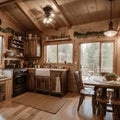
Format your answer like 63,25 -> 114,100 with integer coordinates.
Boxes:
51,13 -> 55,17
49,18 -> 52,22
104,29 -> 117,37
43,18 -> 47,23
46,20 -> 50,24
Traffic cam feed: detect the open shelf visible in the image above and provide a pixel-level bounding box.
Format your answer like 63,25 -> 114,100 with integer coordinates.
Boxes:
8,36 -> 24,50
45,37 -> 71,42
9,45 -> 24,50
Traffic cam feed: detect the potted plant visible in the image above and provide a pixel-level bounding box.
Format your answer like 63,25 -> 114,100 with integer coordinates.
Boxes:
105,73 -> 118,81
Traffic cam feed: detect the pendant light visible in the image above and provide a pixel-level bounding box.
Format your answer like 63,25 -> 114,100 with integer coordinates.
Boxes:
104,0 -> 117,37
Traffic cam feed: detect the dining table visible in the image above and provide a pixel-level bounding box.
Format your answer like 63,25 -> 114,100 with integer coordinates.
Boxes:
83,76 -> 120,88
83,76 -> 120,98
83,76 -> 120,119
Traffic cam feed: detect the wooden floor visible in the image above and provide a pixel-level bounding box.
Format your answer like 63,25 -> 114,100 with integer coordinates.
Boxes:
0,92 -> 113,120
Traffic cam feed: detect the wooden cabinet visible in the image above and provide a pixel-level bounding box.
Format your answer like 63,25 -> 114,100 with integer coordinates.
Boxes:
5,79 -> 12,99
50,70 -> 68,96
27,69 -> 36,92
35,69 -> 68,96
0,81 -> 5,101
36,76 -> 50,94
0,79 -> 12,101
24,38 -> 41,58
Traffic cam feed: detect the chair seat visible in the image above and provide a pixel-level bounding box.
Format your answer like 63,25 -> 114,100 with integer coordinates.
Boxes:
80,88 -> 95,96
74,70 -> 96,113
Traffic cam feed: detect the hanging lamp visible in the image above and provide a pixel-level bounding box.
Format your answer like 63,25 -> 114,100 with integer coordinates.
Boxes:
104,0 -> 117,37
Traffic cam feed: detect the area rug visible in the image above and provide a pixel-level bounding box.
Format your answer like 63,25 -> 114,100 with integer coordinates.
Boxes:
12,92 -> 67,114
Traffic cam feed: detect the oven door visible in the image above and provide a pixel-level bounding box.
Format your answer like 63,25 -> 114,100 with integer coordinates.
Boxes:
13,73 -> 27,97
14,74 -> 27,88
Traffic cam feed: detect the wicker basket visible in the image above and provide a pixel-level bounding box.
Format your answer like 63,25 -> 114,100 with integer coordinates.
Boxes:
106,77 -> 117,81
105,73 -> 118,81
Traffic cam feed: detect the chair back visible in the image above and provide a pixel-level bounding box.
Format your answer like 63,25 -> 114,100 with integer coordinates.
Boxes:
74,70 -> 84,93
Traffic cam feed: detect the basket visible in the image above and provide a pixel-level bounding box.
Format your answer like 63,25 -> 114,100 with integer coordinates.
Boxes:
106,77 -> 117,81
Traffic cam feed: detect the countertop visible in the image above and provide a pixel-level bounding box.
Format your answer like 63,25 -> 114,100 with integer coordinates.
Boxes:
0,77 -> 11,82
27,68 -> 69,70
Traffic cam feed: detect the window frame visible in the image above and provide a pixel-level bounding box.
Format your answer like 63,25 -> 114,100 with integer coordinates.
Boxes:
0,35 -> 3,67
79,39 -> 116,74
44,41 -> 73,65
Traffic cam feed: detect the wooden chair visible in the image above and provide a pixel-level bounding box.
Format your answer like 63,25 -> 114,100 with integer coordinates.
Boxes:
96,89 -> 120,120
100,72 -> 114,98
74,70 -> 96,113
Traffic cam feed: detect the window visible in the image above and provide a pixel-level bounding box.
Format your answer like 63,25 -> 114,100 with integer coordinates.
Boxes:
80,42 -> 114,76
0,36 -> 3,64
58,44 -> 73,63
101,43 -> 113,72
46,45 -> 57,63
46,43 -> 73,64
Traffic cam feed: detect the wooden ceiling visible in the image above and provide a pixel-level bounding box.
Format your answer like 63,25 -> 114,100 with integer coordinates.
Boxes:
0,0 -> 120,32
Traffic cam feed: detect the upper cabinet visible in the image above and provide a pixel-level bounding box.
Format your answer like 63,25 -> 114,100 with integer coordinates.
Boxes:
24,37 -> 42,58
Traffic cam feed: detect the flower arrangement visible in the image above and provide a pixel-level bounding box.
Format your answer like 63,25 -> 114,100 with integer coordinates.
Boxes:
105,73 -> 118,81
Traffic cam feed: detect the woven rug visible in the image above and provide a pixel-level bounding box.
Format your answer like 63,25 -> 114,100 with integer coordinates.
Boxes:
13,92 -> 67,114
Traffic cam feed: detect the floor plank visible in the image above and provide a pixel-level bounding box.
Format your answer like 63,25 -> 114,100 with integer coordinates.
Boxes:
0,92 -> 113,120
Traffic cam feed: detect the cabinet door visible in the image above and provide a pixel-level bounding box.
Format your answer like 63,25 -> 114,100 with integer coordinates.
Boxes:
24,39 -> 29,56
36,39 -> 41,57
5,79 -> 12,99
50,70 -> 68,96
50,71 -> 62,95
28,69 -> 36,91
36,76 -> 50,93
24,38 -> 41,57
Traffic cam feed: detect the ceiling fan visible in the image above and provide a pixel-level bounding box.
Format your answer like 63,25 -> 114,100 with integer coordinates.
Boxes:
36,5 -> 56,24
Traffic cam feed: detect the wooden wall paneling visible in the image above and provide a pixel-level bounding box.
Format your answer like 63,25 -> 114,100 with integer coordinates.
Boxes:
0,10 -> 23,32
95,0 -> 109,21
0,7 -> 23,68
0,0 -> 16,7
85,0 -> 98,22
59,0 -> 89,25
49,0 -> 71,27
0,8 -> 24,31
112,0 -> 120,18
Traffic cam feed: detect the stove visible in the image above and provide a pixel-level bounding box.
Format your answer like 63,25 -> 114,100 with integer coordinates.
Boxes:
3,68 -> 28,97
13,69 -> 28,97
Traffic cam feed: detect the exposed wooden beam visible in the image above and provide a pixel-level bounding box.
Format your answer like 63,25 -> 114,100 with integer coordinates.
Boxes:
49,0 -> 71,28
0,0 -> 16,7
16,0 -> 43,32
